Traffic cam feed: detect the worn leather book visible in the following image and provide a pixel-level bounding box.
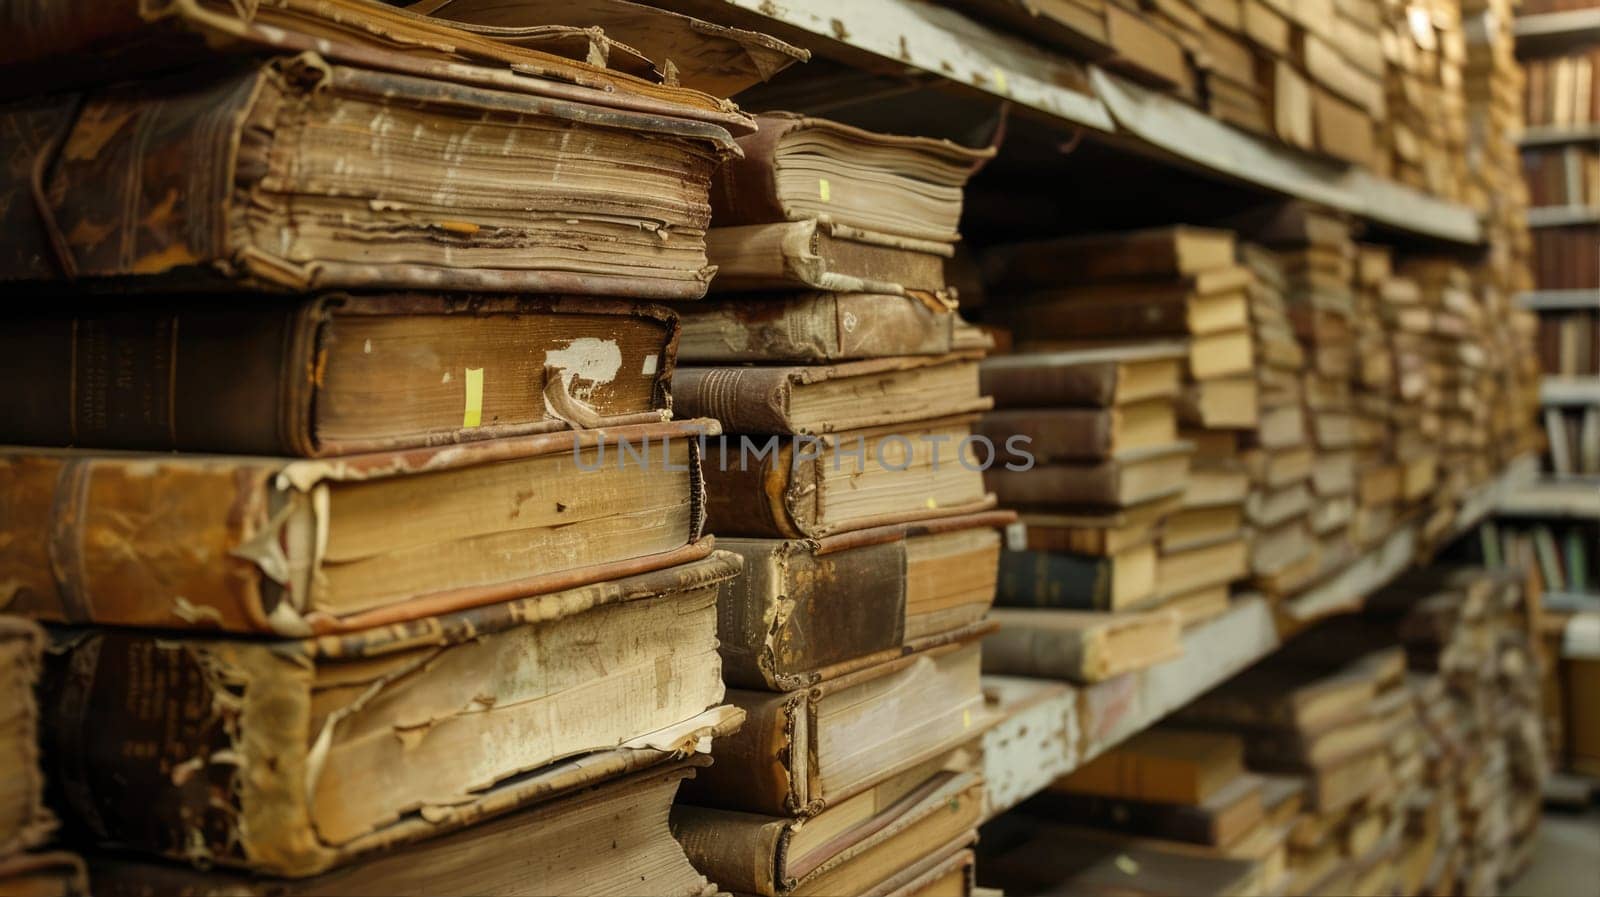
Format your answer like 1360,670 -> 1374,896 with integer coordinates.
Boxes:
981,819 -> 1264,897
0,852 -> 88,897
995,287 -> 1249,340
0,0 -> 761,126
1171,663 -> 1377,733
997,543 -> 1158,611
39,556 -> 741,877
709,113 -> 994,242
1179,377 -> 1259,429
981,344 -> 1184,408
980,400 -> 1176,462
678,292 -> 957,364
1011,491 -> 1183,555
675,354 -> 989,435
716,512 -> 1009,690
0,56 -> 734,298
981,607 -> 1182,683
1017,331 -> 1252,380
1028,772 -> 1265,847
681,637 -> 987,816
984,442 -> 1194,509
702,416 -> 996,539
89,761 -> 719,897
672,766 -> 982,897
705,221 -> 952,297
983,226 -> 1235,291
944,0 -> 1112,58
0,420 -> 714,634
0,295 -> 676,456
1055,727 -> 1248,804
0,617 -> 53,859
891,845 -> 975,897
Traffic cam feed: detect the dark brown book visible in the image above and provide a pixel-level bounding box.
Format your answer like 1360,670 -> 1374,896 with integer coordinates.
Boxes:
716,512 -> 1009,690
709,113 -> 993,242
0,295 -> 676,456
704,221 -> 952,297
980,344 -> 1185,408
702,417 -> 996,539
0,57 -> 735,297
678,292 -> 957,364
88,762 -> 716,897
1023,772 -> 1266,846
944,0 -> 1112,59
979,400 -> 1176,462
984,443 -> 1194,509
681,637 -> 986,816
0,617 -> 53,858
1054,727 -> 1246,804
674,354 -> 989,435
981,820 -> 1262,897
994,286 -> 1248,339
983,226 -> 1235,290
981,606 -> 1183,682
40,556 -> 740,877
0,421 -> 714,634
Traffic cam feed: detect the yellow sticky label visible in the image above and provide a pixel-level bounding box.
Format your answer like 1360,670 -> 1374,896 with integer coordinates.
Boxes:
992,67 -> 1009,94
818,178 -> 831,202
925,497 -> 938,509
962,709 -> 972,729
463,367 -> 484,428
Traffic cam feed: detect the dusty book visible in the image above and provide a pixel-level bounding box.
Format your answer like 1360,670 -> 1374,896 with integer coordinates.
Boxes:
981,607 -> 1183,683
0,295 -> 677,456
678,292 -> 957,363
1018,331 -> 1252,380
1053,727 -> 1248,804
980,343 -> 1185,408
701,416 -> 996,539
89,761 -> 718,897
710,113 -> 992,242
1023,772 -> 1266,847
984,442 -> 1194,509
1171,662 -> 1378,732
944,0 -> 1112,58
0,420 -> 714,634
0,617 -> 53,858
674,354 -> 989,435
1180,376 -> 1260,429
981,819 -> 1264,897
681,637 -> 988,816
1156,536 -> 1248,598
982,226 -> 1236,290
672,766 -> 982,897
1010,491 -> 1184,556
705,221 -> 952,297
978,399 -> 1177,461
714,512 -> 1009,690
0,56 -> 735,297
38,556 -> 742,877
996,543 -> 1158,611
993,285 -> 1249,340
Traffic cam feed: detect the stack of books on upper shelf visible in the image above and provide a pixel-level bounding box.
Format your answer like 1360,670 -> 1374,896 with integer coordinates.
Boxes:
982,563 -> 1546,895
1485,519 -> 1597,596
1463,0 -> 1532,217
0,618 -> 87,896
1525,46 -> 1599,133
669,112 -> 1003,897
1378,0 -> 1472,202
1347,246 -> 1407,548
0,3 -> 824,893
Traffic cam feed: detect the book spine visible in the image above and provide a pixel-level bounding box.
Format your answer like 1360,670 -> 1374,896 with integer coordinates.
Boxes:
999,295 -> 1191,339
676,689 -> 802,816
669,806 -> 786,897
673,367 -> 795,434
995,549 -> 1112,609
980,621 -> 1093,680
980,362 -> 1119,408
983,462 -> 1122,508
700,442 -> 805,538
978,409 -> 1114,462
707,115 -> 797,227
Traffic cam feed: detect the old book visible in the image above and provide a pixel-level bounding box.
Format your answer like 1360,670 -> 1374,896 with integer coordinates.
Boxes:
1015,332 -> 1251,380
997,543 -> 1158,611
1054,728 -> 1247,804
0,295 -> 676,456
39,556 -> 740,876
1028,772 -> 1265,847
1246,481 -> 1313,527
678,292 -> 956,364
0,57 -> 734,297
984,227 -> 1235,290
1164,583 -> 1232,628
0,421 -> 713,634
985,443 -> 1194,509
1180,376 -> 1259,430
674,354 -> 989,435
1155,536 -> 1248,597
1183,466 -> 1252,507
0,618 -> 52,858
982,820 -> 1263,897
1250,518 -> 1313,577
980,344 -> 1185,408
1271,58 -> 1314,149
995,287 -> 1249,339
682,639 -> 986,816
979,400 -> 1176,462
1311,87 -> 1376,167
709,113 -> 992,242
673,767 -> 982,897
982,607 -> 1183,682
714,512 -> 1008,690
944,0 -> 1112,58
0,0 -> 765,121
1242,445 -> 1313,487
1173,663 -> 1376,732
90,761 -> 717,896
1163,504 -> 1245,552
894,847 -> 974,897
0,852 -> 87,897
1241,717 -> 1385,769
1103,4 -> 1197,93
705,221 -> 951,296
701,417 -> 995,539
1012,490 -> 1184,555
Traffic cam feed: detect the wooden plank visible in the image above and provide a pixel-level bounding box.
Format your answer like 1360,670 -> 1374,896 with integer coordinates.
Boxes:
1528,206 -> 1600,228
978,676 -> 1079,818
1542,376 -> 1600,406
1518,289 -> 1600,312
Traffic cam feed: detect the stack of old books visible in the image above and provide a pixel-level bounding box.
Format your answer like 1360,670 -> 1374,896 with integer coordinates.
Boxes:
0,618 -> 87,896
668,112 -> 1001,897
1379,0 -> 1471,202
0,3 -> 806,893
1348,246 -> 1406,549
1377,265 -> 1444,513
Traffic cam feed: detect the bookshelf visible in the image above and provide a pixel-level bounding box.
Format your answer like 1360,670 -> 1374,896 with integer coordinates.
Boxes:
1542,376 -> 1600,405
1520,288 -> 1600,310
645,0 -> 1485,245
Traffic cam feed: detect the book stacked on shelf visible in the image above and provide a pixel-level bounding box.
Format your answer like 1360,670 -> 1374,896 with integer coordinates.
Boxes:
1485,520 -> 1598,596
0,4 -> 805,893
1378,0 -> 1471,200
1523,144 -> 1600,209
1543,404 -> 1600,475
1348,246 -> 1407,548
1525,47 -> 1599,131
0,618 -> 87,896
1537,308 -> 1600,376
670,112 -> 1000,897
1531,223 -> 1600,289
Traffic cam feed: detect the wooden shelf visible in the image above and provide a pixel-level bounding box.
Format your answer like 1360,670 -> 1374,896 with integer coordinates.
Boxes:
651,0 -> 1484,245
1521,124 -> 1600,146
976,454 -> 1539,819
1519,289 -> 1600,311
1498,481 -> 1600,520
1516,8 -> 1600,49
1528,205 -> 1600,228
1542,376 -> 1600,405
